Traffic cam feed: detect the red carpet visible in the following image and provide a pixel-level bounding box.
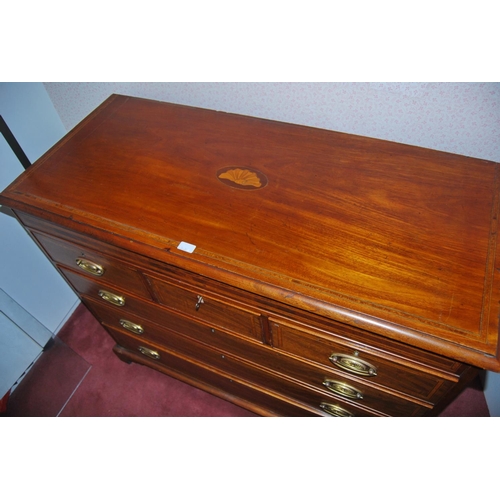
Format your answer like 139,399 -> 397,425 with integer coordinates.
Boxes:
3,303 -> 490,417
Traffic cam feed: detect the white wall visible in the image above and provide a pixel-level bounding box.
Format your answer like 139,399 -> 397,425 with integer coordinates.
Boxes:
483,371 -> 500,416
0,83 -> 78,333
44,82 -> 500,162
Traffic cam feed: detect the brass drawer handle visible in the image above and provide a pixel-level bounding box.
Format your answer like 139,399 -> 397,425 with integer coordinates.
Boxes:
329,352 -> 377,377
76,258 -> 105,276
195,295 -> 204,311
323,379 -> 363,400
119,319 -> 144,335
320,402 -> 354,417
98,289 -> 125,307
138,346 -> 160,360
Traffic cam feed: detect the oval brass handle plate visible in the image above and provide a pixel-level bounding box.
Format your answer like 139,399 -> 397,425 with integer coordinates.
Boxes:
98,289 -> 125,307
329,353 -> 377,377
320,402 -> 354,417
323,379 -> 363,400
138,346 -> 160,360
119,319 -> 144,335
76,258 -> 105,276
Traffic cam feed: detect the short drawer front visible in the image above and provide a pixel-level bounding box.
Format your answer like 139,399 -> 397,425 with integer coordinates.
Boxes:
84,296 -> 429,417
110,327 -> 385,417
270,319 -> 457,402
32,231 -> 152,300
146,275 -> 263,341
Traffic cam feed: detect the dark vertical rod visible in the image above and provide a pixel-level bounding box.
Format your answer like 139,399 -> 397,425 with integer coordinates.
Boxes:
0,115 -> 32,169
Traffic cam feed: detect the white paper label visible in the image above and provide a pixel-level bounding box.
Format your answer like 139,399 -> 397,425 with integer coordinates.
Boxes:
177,241 -> 196,253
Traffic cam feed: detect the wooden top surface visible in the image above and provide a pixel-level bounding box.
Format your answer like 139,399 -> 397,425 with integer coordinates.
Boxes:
2,94 -> 500,369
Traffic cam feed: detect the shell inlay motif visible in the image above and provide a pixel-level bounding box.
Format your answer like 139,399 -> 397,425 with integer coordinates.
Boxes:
218,168 -> 262,188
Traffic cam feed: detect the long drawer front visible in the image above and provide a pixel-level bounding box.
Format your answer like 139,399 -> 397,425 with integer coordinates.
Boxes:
111,343 -> 312,417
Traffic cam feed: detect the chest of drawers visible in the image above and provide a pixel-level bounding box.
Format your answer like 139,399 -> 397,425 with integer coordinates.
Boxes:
2,94 -> 499,416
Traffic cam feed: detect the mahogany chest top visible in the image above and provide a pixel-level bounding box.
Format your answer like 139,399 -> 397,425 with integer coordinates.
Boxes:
2,94 -> 499,372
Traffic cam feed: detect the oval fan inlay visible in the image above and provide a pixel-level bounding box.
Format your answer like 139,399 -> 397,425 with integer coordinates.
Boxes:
217,167 -> 268,190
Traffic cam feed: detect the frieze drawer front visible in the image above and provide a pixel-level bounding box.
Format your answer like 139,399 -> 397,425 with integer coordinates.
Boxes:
1,94 -> 497,416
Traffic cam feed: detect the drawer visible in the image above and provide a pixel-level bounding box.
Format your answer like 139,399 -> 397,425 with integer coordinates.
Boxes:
64,268 -> 263,343
270,318 -> 458,403
85,296 -> 428,416
111,340 -> 317,418
264,357 -> 430,416
32,231 -> 152,300
109,323 -> 387,417
146,274 -> 263,341
84,295 -> 217,349
274,308 -> 462,375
